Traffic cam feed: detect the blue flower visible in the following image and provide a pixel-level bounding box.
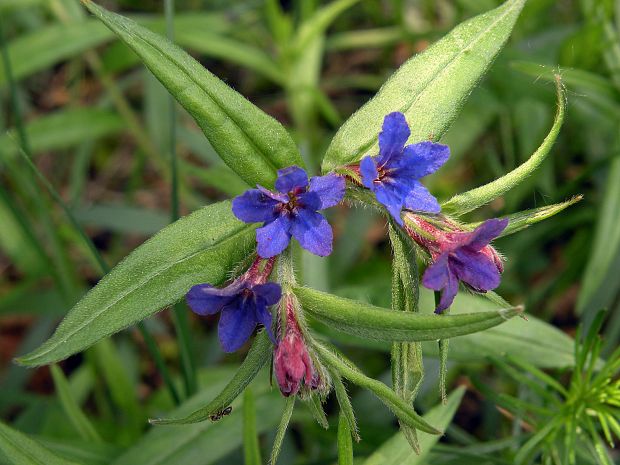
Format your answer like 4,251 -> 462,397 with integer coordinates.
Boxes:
421,218 -> 508,313
186,275 -> 281,353
360,112 -> 449,225
232,166 -> 345,258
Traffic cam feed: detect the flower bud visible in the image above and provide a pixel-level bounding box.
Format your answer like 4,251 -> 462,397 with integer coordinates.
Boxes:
274,294 -> 317,397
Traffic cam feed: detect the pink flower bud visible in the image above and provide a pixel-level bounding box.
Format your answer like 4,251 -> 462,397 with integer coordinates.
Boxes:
273,295 -> 317,397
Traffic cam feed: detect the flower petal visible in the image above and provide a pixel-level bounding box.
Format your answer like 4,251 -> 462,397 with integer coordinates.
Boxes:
257,185 -> 288,203
403,181 -> 441,214
186,282 -> 242,316
308,174 -> 345,210
275,166 -> 308,193
360,155 -> 379,189
374,182 -> 405,225
465,218 -> 509,251
436,271 -> 458,314
399,141 -> 450,178
297,191 -> 321,212
253,282 -> 282,306
253,299 -> 275,343
218,303 -> 258,352
378,112 -> 410,164
422,253 -> 450,290
256,215 -> 292,258
290,209 -> 333,256
450,248 -> 501,291
232,189 -> 280,223
422,254 -> 459,313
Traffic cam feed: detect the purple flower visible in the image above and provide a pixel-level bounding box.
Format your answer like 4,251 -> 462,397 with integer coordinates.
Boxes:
186,258 -> 281,352
360,112 -> 449,225
232,166 -> 345,258
418,218 -> 508,313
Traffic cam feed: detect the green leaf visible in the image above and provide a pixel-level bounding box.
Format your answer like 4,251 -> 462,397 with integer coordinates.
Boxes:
293,0 -> 361,53
331,372 -> 360,442
110,375 -> 283,465
466,196 -> 582,238
269,396 -> 295,465
362,387 -> 465,465
0,21 -> 111,87
337,412 -> 354,465
0,421 -> 80,465
17,201 -> 255,366
322,0 -> 526,171
294,286 -> 521,342
151,331 -> 272,425
83,0 -> 303,188
50,364 -> 102,443
577,158 -> 620,316
0,109 -> 124,157
318,290 -> 576,368
242,389 -> 262,465
442,76 -> 565,215
315,343 -> 440,435
73,203 -> 169,236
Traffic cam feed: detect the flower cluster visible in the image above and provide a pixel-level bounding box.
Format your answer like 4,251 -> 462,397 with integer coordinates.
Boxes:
186,111 -> 509,396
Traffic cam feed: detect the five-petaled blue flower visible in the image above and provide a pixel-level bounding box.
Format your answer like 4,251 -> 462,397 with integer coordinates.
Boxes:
186,275 -> 281,353
232,166 -> 345,258
360,112 -> 449,225
422,218 -> 508,313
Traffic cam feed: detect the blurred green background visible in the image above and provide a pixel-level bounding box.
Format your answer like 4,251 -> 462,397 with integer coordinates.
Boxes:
1,0 -> 619,464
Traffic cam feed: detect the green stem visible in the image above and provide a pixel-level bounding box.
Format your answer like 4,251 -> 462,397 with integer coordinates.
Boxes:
165,0 -> 196,397
435,291 -> 450,404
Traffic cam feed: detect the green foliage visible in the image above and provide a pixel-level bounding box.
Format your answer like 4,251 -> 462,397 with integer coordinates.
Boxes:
294,285 -> 522,341
17,201 -> 255,366
322,0 -> 526,172
483,313 -> 620,465
0,421 -> 81,465
442,75 -> 565,215
82,0 -> 303,188
151,331 -> 271,425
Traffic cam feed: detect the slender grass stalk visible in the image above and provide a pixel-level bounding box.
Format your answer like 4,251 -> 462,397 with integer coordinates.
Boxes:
165,0 -> 197,397
0,18 -> 75,299
2,17 -> 179,402
14,145 -> 181,405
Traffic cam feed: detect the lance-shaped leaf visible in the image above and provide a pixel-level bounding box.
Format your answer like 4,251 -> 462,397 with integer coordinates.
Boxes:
0,421 -> 81,465
82,0 -> 303,188
442,76 -> 565,215
322,0 -> 526,171
293,286 -> 521,341
150,331 -> 272,425
17,201 -> 255,367
465,196 -> 582,238
315,343 -> 440,435
362,387 -> 466,465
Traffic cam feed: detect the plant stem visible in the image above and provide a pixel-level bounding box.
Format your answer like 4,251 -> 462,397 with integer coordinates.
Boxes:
165,0 -> 197,397
436,290 -> 450,404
